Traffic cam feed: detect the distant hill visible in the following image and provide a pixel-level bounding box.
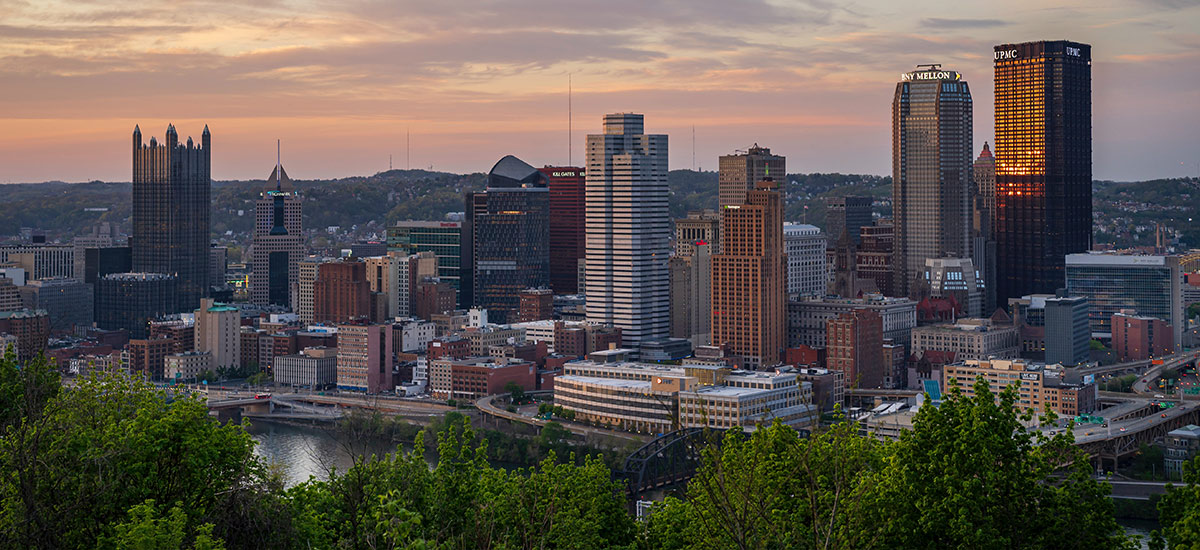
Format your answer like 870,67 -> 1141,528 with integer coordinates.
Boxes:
2,173 -> 1195,250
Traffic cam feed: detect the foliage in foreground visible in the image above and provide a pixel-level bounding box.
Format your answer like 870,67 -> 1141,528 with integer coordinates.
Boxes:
1,348 -> 1197,548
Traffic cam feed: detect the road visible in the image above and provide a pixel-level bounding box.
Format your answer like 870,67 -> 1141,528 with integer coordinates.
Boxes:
475,393 -> 648,444
1107,480 -> 1174,500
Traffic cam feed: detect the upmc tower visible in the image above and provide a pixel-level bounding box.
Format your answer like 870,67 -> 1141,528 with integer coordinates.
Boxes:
992,40 -> 1092,305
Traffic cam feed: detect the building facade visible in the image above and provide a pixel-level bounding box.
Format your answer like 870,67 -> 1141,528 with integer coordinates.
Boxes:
96,273 -> 178,339
194,298 -> 241,371
993,41 -> 1092,304
1065,252 -> 1197,347
387,221 -> 462,303
250,162 -> 304,308
1112,312 -> 1173,362
585,113 -> 670,346
313,260 -> 371,324
910,319 -> 1019,361
718,145 -> 786,212
18,277 -> 92,333
669,242 -> 712,346
826,309 -> 884,389
784,223 -> 827,299
275,347 -> 338,388
824,196 -> 873,246
336,323 -> 394,393
132,124 -> 210,310
675,210 -> 721,257
712,179 -> 787,367
943,358 -> 1096,415
892,66 -> 973,298
539,167 -> 586,295
787,295 -> 917,350
1044,294 -> 1091,366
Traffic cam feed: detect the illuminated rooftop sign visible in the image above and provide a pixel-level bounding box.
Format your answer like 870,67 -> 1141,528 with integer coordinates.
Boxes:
901,70 -> 962,82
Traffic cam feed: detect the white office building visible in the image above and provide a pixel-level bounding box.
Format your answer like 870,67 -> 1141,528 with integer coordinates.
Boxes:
784,223 -> 827,298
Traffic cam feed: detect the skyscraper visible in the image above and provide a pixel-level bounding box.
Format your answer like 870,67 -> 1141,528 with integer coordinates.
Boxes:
892,65 -> 973,298
972,143 -> 998,314
712,179 -> 786,367
718,145 -> 786,211
387,221 -> 462,302
132,124 -> 210,310
824,196 -> 873,246
250,154 -> 304,307
585,113 -> 670,346
539,166 -> 586,295
313,260 -> 370,324
669,241 -> 712,346
469,155 -> 550,324
993,40 -> 1092,304
783,223 -> 827,299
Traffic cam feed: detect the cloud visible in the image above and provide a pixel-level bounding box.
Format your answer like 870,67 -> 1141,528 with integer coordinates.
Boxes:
920,18 -> 1009,29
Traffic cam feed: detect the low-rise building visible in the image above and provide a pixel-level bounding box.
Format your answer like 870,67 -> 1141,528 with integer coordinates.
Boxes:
787,295 -> 916,350
910,318 -> 1019,362
1165,425 -> 1200,481
942,358 -> 1096,416
392,317 -> 435,353
428,356 -> 535,401
275,346 -> 338,388
1112,312 -> 1173,362
164,351 -> 214,381
463,325 -> 525,356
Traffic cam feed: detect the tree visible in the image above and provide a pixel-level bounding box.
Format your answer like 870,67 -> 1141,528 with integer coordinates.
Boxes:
1157,455 -> 1200,549
878,376 -> 1129,549
505,381 -> 526,405
101,500 -> 226,550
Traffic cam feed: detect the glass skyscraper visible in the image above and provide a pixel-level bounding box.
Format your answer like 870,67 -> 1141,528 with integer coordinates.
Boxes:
993,40 -> 1092,304
892,65 -> 973,298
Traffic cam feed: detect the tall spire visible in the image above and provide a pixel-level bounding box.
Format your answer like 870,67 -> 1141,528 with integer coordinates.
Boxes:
276,139 -> 282,192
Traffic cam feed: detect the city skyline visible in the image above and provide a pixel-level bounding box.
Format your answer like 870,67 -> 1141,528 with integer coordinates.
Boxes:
1,1 -> 1198,183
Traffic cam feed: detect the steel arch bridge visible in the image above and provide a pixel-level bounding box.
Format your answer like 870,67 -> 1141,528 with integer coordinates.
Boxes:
621,428 -> 715,499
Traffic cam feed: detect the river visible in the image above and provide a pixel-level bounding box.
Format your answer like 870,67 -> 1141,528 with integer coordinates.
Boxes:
245,420 -> 405,486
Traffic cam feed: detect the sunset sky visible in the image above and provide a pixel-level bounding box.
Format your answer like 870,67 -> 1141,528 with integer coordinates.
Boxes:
1,0 -> 1197,183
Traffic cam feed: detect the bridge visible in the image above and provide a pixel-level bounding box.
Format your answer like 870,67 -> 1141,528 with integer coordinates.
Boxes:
621,428 -> 711,500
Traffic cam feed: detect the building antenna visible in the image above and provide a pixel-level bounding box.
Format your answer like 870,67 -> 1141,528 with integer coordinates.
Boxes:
406,128 -> 411,170
389,154 -> 393,172
692,125 -> 696,171
568,73 -> 573,166
276,139 -> 282,192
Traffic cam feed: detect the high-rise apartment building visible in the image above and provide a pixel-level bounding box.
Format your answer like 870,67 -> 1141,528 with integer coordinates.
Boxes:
250,160 -> 304,307
585,113 -> 670,346
674,210 -> 721,257
387,221 -> 462,302
131,124 -> 210,310
313,260 -> 370,324
670,241 -> 712,346
783,223 -> 827,299
718,145 -> 786,211
712,179 -> 787,367
824,196 -> 873,246
467,156 -> 550,324
194,298 -> 240,370
993,41 -> 1092,304
538,167 -> 586,295
892,65 -> 972,298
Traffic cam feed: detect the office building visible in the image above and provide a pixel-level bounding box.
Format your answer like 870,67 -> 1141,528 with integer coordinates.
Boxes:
856,219 -> 896,297
517,288 -> 553,322
131,124 -> 210,310
0,244 -> 76,280
18,277 -> 92,333
392,317 -> 435,353
463,325 -> 526,357
718,145 -> 786,211
194,298 -> 240,371
348,242 -> 387,258
414,279 -> 456,320
712,179 -> 787,367
0,277 -> 20,312
96,273 -> 178,339
250,160 -> 304,307
993,41 -> 1092,304
164,351 -> 213,381
972,143 -> 998,313
1112,312 -> 1173,362
467,155 -> 550,324
892,66 -> 972,298
275,347 -> 339,388
669,242 -> 712,346
1065,252 -> 1197,346
910,319 -> 1019,362
921,257 -> 983,317
209,246 -> 227,287
827,309 -> 884,388
428,356 -> 536,401
824,196 -> 872,246
784,223 -> 827,298
72,222 -> 120,279
83,246 -> 132,320
0,309 -> 50,363
943,358 -> 1095,415
365,254 -> 405,319
387,221 -> 462,302
585,113 -> 670,346
538,167 -> 586,295
675,210 -> 721,257
295,256 -> 330,325
787,295 -> 917,350
1044,294 -> 1090,366
313,259 -> 370,324
127,337 -> 175,380
336,323 -> 394,393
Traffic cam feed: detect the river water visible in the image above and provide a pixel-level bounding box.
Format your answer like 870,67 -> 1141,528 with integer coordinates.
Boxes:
245,420 -> 404,486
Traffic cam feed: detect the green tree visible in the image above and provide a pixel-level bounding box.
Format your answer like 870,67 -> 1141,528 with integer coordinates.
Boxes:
1157,455 -> 1200,549
101,500 -> 226,550
505,381 -> 526,405
879,376 -> 1129,549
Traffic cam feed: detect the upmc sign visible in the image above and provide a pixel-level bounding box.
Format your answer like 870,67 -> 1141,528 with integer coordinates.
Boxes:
995,49 -> 1019,60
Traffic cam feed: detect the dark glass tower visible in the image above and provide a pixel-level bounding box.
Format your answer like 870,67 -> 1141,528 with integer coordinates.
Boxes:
993,41 -> 1092,305
891,65 -> 973,298
539,166 -> 585,295
132,124 -> 211,311
471,155 -> 550,324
